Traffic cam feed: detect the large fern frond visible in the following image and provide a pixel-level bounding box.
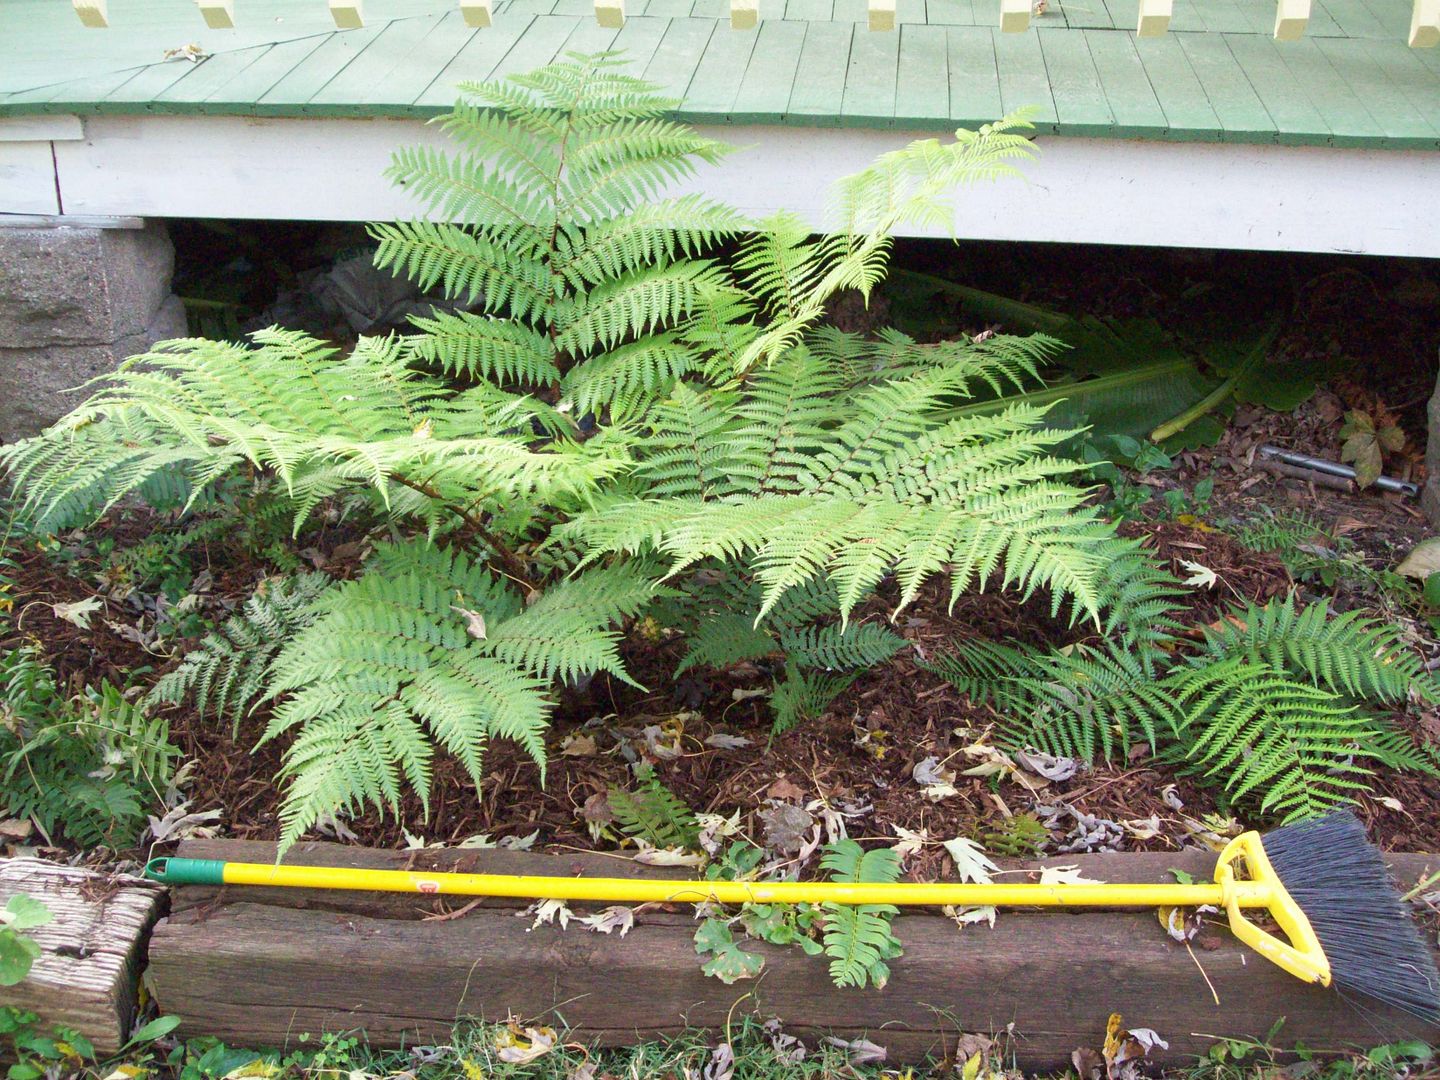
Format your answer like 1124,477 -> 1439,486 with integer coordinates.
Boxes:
1200,595 -> 1439,705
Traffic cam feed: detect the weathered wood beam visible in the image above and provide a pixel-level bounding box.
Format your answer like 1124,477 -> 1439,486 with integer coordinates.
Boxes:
72,0 -> 107,28
1274,0 -> 1309,38
328,0 -> 364,28
196,0 -> 235,28
460,0 -> 493,27
595,0 -> 625,27
1412,0 -> 1440,45
0,859 -> 164,1055
146,840 -> 1440,1068
731,0 -> 759,30
1136,0 -> 1172,36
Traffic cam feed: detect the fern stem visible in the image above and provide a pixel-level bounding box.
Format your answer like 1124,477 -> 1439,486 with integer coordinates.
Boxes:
388,473 -> 536,592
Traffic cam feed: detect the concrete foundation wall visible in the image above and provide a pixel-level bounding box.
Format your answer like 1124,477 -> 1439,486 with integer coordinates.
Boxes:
0,219 -> 186,442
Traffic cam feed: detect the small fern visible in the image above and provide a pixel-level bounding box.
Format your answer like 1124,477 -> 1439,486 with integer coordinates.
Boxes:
1162,659 -> 1396,821
608,774 -> 699,849
769,662 -> 858,736
261,540 -> 654,850
927,592 -> 1439,822
819,839 -> 903,989
2,650 -> 179,849
148,572 -> 333,731
1201,594 -> 1438,705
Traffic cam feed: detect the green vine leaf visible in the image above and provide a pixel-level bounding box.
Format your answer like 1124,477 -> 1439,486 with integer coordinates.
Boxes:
694,920 -> 764,983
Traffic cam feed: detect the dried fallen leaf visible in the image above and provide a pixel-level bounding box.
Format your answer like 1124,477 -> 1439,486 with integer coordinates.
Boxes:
579,906 -> 634,937
560,734 -> 598,757
767,777 -> 806,802
499,829 -> 539,850
703,732 -> 751,749
146,803 -> 223,843
943,836 -> 999,884
0,819 -> 33,842
1038,864 -> 1101,886
1396,538 -> 1440,580
891,825 -> 930,864
52,597 -> 103,629
822,1036 -> 887,1067
759,803 -> 813,855
631,842 -> 705,867
450,604 -> 487,640
524,898 -> 573,931
1015,747 -> 1079,782
494,1024 -> 557,1065
1178,559 -> 1219,590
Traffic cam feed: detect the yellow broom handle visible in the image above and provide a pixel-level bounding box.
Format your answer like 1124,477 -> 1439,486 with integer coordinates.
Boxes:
150,858 -> 1271,908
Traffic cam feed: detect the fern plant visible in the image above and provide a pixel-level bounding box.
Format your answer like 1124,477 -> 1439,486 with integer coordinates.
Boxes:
148,572 -> 333,732
608,773 -> 699,849
1,648 -> 179,848
926,592 -> 1439,821
372,51 -> 745,419
260,541 -> 653,847
819,839 -> 903,989
564,335 -> 1118,627
3,53 -> 1124,850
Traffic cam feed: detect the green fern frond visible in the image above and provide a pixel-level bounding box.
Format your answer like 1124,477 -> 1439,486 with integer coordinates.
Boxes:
148,572 -> 333,731
1200,595 -> 1438,705
769,662 -> 858,735
777,622 -> 906,670
259,539 -> 647,852
674,613 -> 777,675
608,775 -> 699,849
819,839 -> 903,989
1163,659 -> 1395,821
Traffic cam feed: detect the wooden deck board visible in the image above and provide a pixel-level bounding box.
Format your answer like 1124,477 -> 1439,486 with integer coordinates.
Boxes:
1313,36 -> 1440,144
1084,28 -> 1167,136
1173,31 -> 1276,140
786,20 -> 854,124
945,26 -> 1003,124
895,24 -> 952,125
1134,33 -> 1222,139
1,0 -> 1437,147
839,23 -> 901,123
1038,27 -> 1114,135
731,20 -> 807,122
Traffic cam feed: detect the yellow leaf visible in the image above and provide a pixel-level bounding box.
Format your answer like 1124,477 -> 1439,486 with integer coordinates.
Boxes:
223,1062 -> 283,1080
459,1058 -> 485,1080
1103,1012 -> 1125,1064
962,1051 -> 983,1080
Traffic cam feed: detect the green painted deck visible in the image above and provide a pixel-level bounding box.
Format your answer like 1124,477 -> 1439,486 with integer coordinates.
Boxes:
0,0 -> 1436,147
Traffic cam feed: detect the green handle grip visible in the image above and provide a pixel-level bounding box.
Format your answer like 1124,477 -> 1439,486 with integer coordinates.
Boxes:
144,857 -> 227,886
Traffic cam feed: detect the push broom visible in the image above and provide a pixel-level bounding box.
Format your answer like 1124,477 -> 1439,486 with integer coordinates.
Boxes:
145,811 -> 1440,1021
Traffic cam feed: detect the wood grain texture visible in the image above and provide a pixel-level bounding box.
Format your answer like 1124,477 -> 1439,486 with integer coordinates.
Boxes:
0,859 -> 165,1054
147,840 -> 1440,1067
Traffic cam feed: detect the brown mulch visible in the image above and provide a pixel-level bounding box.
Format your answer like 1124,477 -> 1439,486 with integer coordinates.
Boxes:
12,500 -> 1440,862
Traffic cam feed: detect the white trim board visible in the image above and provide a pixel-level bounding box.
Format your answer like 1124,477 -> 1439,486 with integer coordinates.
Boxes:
3,113 -> 1438,256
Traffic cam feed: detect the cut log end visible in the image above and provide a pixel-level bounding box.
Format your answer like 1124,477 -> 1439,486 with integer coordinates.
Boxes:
0,860 -> 165,1055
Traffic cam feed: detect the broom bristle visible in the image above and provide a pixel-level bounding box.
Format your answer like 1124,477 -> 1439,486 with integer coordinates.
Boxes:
1261,811 -> 1440,1022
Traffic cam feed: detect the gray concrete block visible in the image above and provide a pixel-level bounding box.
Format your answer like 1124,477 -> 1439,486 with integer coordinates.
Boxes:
0,343 -> 116,443
0,220 -> 176,348
0,220 -> 184,441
